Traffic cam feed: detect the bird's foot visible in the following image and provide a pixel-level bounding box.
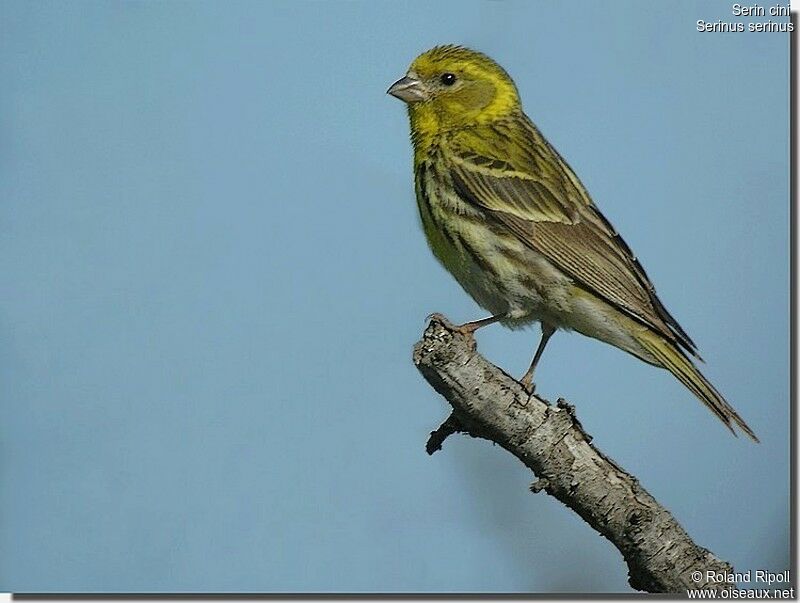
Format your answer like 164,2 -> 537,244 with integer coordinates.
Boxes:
520,374 -> 537,395
425,312 -> 456,330
425,312 -> 483,338
426,312 -> 483,352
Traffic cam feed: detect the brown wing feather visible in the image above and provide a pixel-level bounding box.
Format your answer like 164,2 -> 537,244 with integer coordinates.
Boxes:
445,115 -> 699,356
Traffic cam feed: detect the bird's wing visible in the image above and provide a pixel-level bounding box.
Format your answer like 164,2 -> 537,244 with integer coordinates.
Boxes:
444,117 -> 698,355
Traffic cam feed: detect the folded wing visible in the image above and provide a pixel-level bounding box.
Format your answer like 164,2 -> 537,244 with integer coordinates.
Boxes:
445,116 -> 699,356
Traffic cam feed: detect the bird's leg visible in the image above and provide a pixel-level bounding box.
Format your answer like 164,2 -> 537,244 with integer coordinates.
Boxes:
426,312 -> 505,352
520,323 -> 556,394
455,313 -> 505,335
426,312 -> 505,336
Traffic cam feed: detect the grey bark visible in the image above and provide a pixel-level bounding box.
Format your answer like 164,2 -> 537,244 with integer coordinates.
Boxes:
413,315 -> 734,594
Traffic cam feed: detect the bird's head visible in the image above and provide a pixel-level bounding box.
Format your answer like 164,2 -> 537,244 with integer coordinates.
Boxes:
388,45 -> 521,141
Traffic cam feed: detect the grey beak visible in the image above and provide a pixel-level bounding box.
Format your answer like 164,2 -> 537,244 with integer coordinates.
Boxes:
387,76 -> 427,103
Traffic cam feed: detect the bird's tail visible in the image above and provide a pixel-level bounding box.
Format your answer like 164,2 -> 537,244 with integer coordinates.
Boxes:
635,329 -> 759,442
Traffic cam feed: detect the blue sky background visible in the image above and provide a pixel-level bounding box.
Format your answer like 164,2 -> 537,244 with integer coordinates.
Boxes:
0,0 -> 789,593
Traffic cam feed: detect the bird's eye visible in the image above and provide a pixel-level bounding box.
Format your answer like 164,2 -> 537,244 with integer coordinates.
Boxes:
440,73 -> 457,86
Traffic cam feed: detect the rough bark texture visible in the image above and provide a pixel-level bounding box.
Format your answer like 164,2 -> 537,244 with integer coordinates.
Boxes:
413,315 -> 734,594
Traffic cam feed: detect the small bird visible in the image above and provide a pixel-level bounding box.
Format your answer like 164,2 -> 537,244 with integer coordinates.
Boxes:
388,45 -> 757,441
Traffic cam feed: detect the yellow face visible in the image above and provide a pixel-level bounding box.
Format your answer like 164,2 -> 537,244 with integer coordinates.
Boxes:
388,45 -> 520,132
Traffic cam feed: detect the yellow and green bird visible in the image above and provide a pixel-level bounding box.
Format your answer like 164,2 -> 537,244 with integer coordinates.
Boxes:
388,45 -> 757,441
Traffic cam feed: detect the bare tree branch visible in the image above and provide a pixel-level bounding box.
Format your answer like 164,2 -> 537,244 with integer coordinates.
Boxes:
413,315 -> 734,594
